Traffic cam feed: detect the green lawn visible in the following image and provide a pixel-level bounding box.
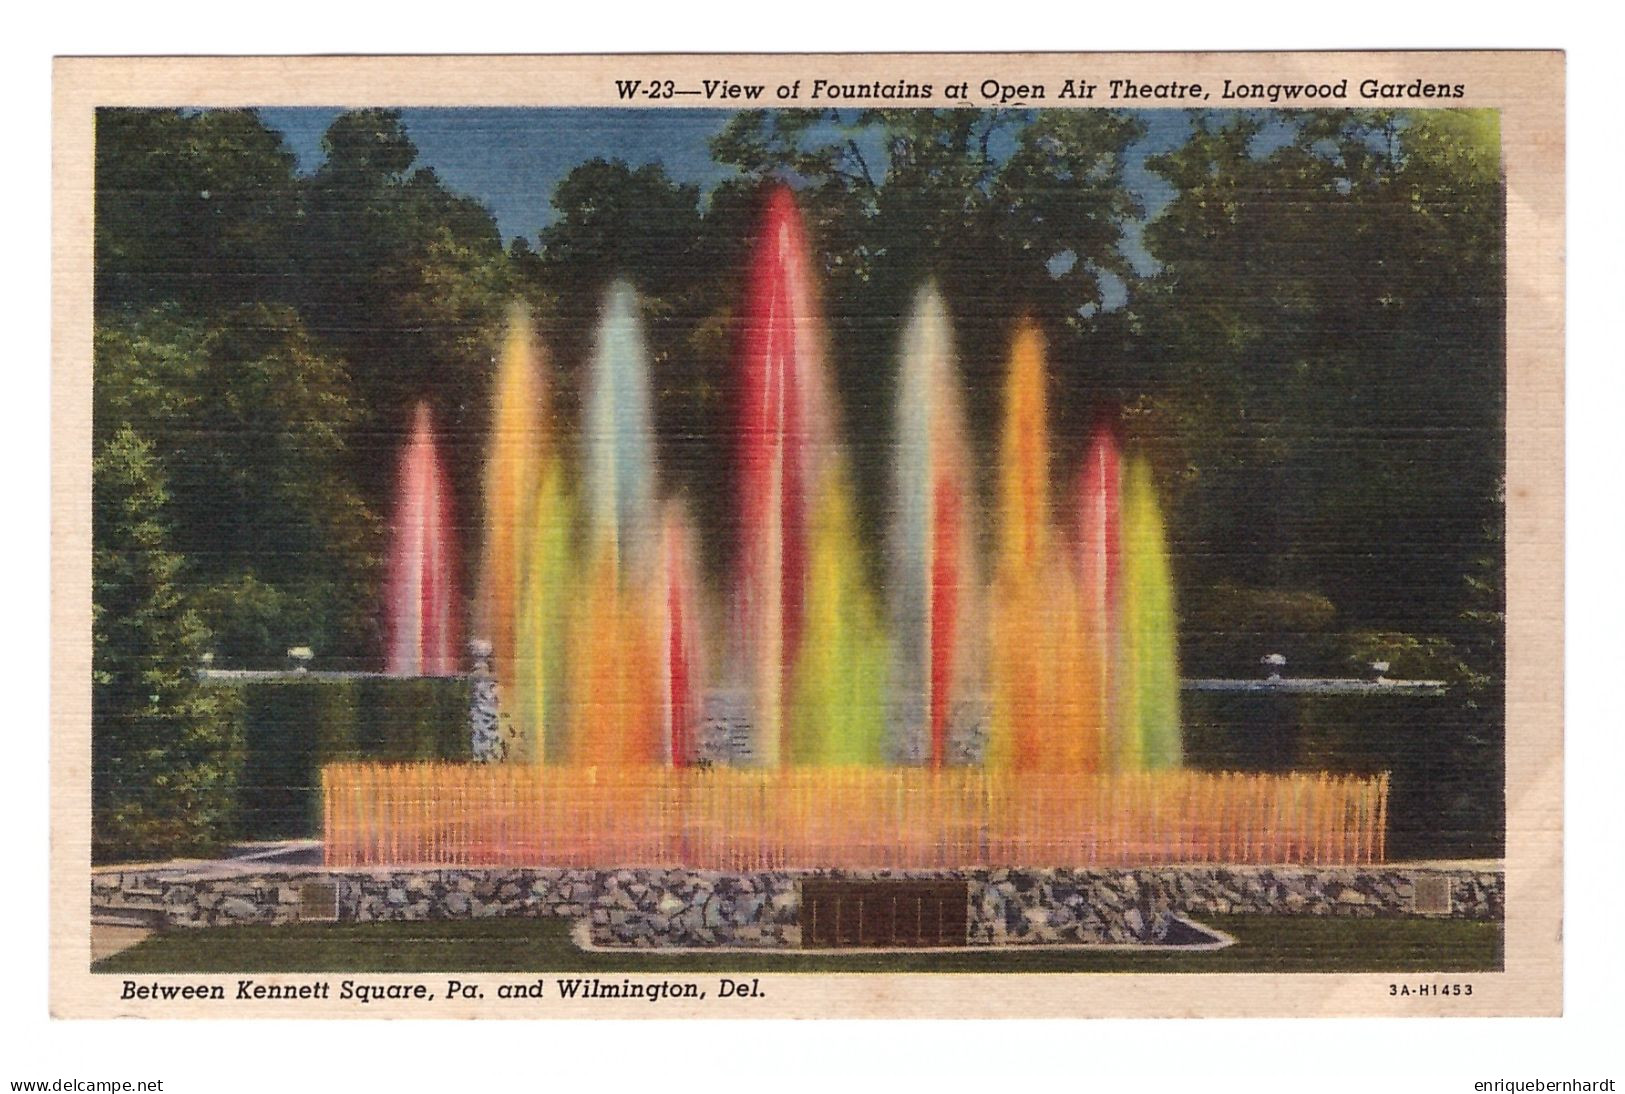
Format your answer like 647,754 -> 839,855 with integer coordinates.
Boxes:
94,915 -> 1502,975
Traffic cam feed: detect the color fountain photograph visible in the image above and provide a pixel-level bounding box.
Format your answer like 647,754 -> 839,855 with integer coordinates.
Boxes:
87,104 -> 1506,980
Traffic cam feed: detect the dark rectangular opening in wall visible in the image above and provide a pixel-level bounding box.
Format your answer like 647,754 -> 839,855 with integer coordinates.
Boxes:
800,880 -> 968,948
298,883 -> 339,922
1413,875 -> 1452,915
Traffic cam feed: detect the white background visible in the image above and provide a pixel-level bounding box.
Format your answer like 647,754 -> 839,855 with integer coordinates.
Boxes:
5,6 -> 1619,1089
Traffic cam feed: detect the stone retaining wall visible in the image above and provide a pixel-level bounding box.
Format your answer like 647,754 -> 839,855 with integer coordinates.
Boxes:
91,863 -> 1502,948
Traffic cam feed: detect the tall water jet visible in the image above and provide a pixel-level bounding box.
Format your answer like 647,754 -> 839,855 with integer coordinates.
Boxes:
1069,425 -> 1121,769
477,304 -> 546,696
569,549 -> 660,767
988,324 -> 1091,772
384,402 -> 460,676
511,460 -> 572,763
788,475 -> 890,764
735,187 -> 837,766
890,286 -> 981,767
570,282 -> 662,766
1115,455 -> 1182,770
656,501 -> 704,766
998,324 -> 1051,577
583,281 -> 657,574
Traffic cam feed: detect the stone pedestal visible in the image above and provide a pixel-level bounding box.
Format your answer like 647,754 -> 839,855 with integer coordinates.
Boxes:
468,638 -> 505,763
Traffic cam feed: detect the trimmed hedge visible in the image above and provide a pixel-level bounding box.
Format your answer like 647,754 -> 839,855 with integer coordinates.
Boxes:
219,677 -> 469,839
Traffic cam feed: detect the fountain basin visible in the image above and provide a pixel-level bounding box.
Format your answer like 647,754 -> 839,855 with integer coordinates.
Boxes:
90,862 -> 1503,950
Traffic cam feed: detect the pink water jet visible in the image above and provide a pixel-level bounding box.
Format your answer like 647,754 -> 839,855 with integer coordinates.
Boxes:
384,402 -> 461,675
1072,424 -> 1122,767
1076,425 -> 1122,646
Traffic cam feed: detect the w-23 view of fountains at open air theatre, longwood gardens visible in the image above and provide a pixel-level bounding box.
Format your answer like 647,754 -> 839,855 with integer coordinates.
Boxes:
90,106 -> 1506,957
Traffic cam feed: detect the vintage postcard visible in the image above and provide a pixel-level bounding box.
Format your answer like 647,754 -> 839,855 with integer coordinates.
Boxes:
52,51 -> 1564,1018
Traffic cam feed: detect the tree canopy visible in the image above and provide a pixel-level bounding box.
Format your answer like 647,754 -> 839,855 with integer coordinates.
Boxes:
93,427 -> 242,861
94,304 -> 381,666
1132,109 -> 1504,672
94,108 -> 512,666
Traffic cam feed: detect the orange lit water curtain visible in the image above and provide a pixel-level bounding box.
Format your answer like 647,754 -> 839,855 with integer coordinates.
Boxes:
466,291 -> 703,767
388,188 -> 1182,774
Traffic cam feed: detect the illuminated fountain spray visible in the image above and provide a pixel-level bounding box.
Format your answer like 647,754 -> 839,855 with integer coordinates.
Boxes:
786,471 -> 889,764
1072,426 -> 1182,770
330,189 -> 1399,874
477,305 -> 546,701
568,282 -> 664,766
1071,426 -> 1121,768
1115,456 -> 1182,769
487,286 -> 706,767
511,457 -> 571,764
656,502 -> 704,766
890,287 -> 982,766
989,324 -> 1092,772
735,187 -> 840,765
383,401 -> 460,676
582,283 -> 657,574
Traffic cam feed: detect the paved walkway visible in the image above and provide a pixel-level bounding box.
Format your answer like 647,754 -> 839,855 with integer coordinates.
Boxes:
90,923 -> 152,963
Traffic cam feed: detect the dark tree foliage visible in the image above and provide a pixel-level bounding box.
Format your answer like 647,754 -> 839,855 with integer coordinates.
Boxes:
298,109 -> 512,550
1134,109 -> 1504,672
94,305 -> 382,667
92,428 -> 242,862
95,109 -> 302,314
94,108 -> 513,666
538,159 -> 708,304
